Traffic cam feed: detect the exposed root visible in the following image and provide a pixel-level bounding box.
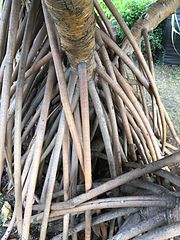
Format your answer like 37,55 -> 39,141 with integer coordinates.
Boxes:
0,0 -> 179,239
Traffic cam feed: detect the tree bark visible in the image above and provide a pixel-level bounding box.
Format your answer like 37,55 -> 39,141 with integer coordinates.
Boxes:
45,0 -> 95,75
122,0 -> 180,53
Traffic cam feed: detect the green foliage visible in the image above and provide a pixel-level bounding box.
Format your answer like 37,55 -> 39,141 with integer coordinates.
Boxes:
118,1 -> 153,39
98,0 -> 163,58
98,0 -> 124,21
145,25 -> 164,58
98,0 -> 155,22
0,0 -> 3,10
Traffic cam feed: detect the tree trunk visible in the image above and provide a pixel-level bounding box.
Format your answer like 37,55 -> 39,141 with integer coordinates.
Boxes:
45,0 -> 95,76
0,0 -> 180,239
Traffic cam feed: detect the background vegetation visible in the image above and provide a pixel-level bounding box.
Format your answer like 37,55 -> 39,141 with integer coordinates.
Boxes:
98,0 -> 163,59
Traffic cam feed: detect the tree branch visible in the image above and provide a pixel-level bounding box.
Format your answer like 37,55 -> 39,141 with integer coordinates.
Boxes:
122,0 -> 180,53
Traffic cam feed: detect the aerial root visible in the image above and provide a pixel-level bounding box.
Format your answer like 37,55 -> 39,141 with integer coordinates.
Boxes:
0,0 -> 179,239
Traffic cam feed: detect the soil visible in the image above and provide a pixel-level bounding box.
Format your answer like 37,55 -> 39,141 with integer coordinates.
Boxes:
154,64 -> 180,135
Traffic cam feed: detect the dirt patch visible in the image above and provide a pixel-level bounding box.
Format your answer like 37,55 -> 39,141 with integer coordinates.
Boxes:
154,64 -> 180,135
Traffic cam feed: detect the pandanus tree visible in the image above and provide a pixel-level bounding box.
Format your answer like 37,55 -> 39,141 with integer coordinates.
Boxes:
0,0 -> 180,239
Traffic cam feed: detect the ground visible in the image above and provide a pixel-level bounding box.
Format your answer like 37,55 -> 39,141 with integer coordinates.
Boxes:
155,64 -> 180,135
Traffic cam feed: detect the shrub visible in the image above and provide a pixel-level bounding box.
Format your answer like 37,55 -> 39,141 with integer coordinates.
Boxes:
98,0 -> 163,59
